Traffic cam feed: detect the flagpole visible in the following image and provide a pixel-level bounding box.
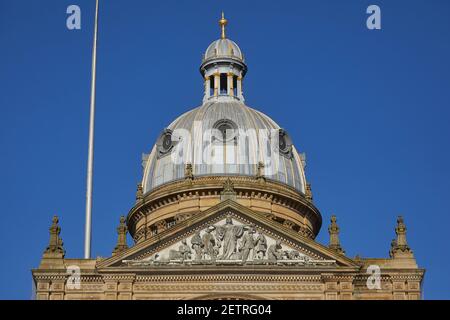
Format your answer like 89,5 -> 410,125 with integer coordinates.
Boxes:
84,0 -> 99,259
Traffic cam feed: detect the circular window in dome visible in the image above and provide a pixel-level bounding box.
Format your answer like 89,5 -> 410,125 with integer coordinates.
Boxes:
279,134 -> 287,150
157,129 -> 174,157
278,129 -> 292,157
212,119 -> 237,142
162,134 -> 172,150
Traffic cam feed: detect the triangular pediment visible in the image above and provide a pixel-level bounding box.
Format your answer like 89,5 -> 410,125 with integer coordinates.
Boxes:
98,200 -> 358,268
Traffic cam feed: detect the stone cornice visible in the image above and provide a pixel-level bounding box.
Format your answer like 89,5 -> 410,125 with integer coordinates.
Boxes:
134,274 -> 323,282
321,274 -> 356,282
133,283 -> 323,292
353,273 -> 424,282
33,273 -> 67,281
98,265 -> 360,276
127,175 -> 322,239
102,274 -> 136,282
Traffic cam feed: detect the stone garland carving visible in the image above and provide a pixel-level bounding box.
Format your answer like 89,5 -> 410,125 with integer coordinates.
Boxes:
123,217 -> 335,267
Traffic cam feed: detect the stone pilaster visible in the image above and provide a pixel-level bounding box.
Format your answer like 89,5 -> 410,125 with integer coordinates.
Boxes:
117,275 -> 135,300
49,278 -> 65,300
237,76 -> 243,100
227,72 -> 233,96
35,280 -> 50,300
103,276 -> 119,300
204,76 -> 210,102
214,72 -> 220,96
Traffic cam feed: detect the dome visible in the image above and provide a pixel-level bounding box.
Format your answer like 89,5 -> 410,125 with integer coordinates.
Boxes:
201,12 -> 246,72
204,38 -> 244,62
142,101 -> 307,194
130,14 -> 320,245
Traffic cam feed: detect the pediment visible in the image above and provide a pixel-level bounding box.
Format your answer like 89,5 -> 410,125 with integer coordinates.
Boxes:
98,200 -> 358,268
123,216 -> 334,267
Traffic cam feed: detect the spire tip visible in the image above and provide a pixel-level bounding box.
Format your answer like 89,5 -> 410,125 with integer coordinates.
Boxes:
219,12 -> 228,39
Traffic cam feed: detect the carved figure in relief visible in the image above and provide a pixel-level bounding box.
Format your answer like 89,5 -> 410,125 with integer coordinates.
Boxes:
179,239 -> 192,260
240,227 -> 256,262
254,232 -> 268,259
202,227 -> 217,260
215,217 -> 246,260
191,232 -> 203,260
122,218 -> 337,267
267,240 -> 283,262
283,249 -> 301,260
169,239 -> 192,261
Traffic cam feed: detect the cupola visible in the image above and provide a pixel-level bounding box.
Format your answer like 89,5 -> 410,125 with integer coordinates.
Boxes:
200,13 -> 247,102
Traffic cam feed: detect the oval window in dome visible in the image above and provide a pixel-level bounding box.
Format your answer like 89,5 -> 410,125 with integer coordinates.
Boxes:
157,129 -> 174,158
278,129 -> 293,158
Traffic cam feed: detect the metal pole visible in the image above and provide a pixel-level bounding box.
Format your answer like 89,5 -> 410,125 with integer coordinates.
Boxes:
84,0 -> 99,259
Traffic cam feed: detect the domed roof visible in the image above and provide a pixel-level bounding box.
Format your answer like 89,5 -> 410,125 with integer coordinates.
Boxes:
202,12 -> 245,64
142,101 -> 307,194
204,38 -> 244,61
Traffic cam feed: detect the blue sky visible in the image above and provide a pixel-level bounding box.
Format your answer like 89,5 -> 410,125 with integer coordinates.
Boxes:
1,0 -> 449,299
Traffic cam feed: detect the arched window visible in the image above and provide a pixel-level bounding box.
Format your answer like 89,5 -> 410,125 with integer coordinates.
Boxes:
220,73 -> 227,95
233,75 -> 238,96
209,77 -> 214,96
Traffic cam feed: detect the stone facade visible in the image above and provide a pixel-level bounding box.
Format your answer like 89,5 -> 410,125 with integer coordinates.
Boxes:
32,178 -> 424,300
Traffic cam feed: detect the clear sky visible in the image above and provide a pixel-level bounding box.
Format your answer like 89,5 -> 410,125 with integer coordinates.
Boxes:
1,0 -> 449,299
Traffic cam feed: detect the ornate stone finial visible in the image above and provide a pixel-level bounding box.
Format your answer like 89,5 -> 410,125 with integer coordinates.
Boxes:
395,216 -> 408,247
113,216 -> 128,255
219,12 -> 228,39
305,182 -> 313,201
185,163 -> 194,181
328,215 -> 345,255
354,254 -> 364,266
390,216 -> 413,258
220,177 -> 236,200
136,183 -> 143,202
256,161 -> 266,182
389,239 -> 397,258
43,215 -> 65,258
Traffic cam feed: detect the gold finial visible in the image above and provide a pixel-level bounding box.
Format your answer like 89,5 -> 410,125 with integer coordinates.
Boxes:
219,12 -> 228,39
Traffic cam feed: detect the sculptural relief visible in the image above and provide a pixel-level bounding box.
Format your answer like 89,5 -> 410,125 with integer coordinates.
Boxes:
169,239 -> 191,261
201,227 -> 217,260
215,216 -> 247,260
123,217 -> 336,267
267,240 -> 283,262
254,232 -> 267,259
